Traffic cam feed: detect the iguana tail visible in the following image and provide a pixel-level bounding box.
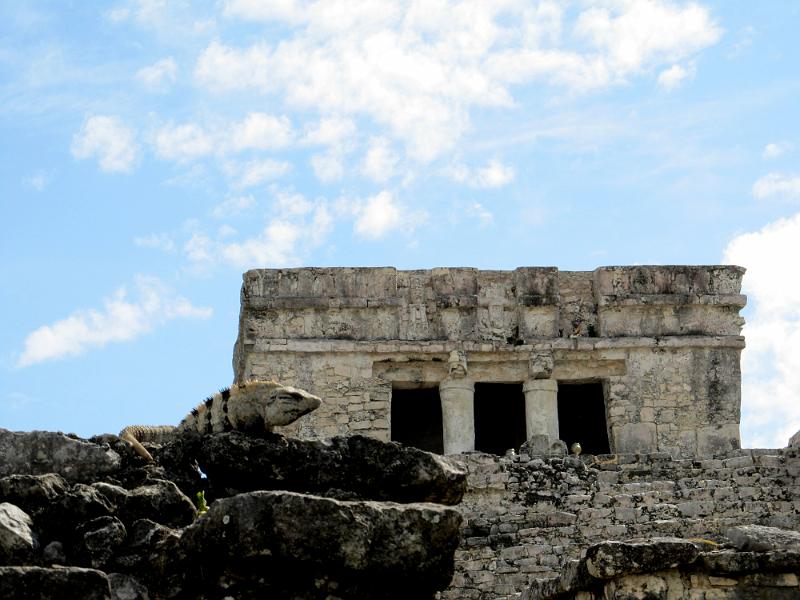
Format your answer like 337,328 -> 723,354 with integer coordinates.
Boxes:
119,425 -> 176,461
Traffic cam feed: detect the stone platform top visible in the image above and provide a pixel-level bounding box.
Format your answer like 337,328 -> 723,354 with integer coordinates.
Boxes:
238,266 -> 746,342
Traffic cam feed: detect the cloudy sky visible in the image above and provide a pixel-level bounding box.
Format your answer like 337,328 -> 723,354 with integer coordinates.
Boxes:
2,1 -> 799,448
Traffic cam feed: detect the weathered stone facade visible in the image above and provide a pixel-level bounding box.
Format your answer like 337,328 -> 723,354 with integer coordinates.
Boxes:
447,448 -> 800,598
233,265 -> 746,458
230,265 -> 771,599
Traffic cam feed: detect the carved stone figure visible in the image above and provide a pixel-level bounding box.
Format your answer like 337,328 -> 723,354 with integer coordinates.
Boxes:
447,350 -> 468,379
529,351 -> 554,380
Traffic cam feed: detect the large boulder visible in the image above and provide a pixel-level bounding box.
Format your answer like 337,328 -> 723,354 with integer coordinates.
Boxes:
0,474 -> 68,516
74,517 -> 127,569
120,480 -> 196,528
0,430 -> 120,484
111,518 -> 186,597
584,538 -> 700,579
0,566 -> 111,599
181,490 -> 462,599
726,525 -> 800,552
0,503 -> 38,564
185,432 -> 467,505
57,483 -> 116,525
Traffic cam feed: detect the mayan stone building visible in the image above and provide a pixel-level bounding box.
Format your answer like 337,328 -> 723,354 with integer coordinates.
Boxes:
232,265 -> 746,459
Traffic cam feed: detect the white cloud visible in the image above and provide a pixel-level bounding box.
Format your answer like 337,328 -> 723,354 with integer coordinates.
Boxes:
354,191 -> 402,239
183,189 -> 334,271
302,116 -> 357,147
724,213 -> 800,447
225,158 -> 291,188
228,112 -> 293,151
763,142 -> 793,159
202,1 -> 721,163
447,159 -> 515,188
184,232 -> 215,263
309,203 -> 334,243
136,57 -> 177,90
657,63 -> 693,90
574,2 -> 719,76
362,137 -> 398,182
211,194 -> 256,218
218,221 -> 301,268
274,189 -> 313,216
194,40 -> 271,92
106,0 -> 213,36
134,233 -> 176,251
217,224 -> 237,237
17,276 -> 212,367
475,159 -> 515,188
487,1 -> 720,91
71,115 -> 139,173
155,122 -> 214,162
352,190 -> 426,239
752,173 -> 800,201
223,0 -> 303,24
311,151 -> 345,183
153,114 -> 293,170
184,220 -> 302,269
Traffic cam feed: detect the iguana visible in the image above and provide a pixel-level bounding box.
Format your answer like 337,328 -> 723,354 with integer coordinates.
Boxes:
119,380 -> 321,461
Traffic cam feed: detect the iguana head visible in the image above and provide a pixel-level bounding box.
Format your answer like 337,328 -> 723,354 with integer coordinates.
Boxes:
228,380 -> 321,430
262,383 -> 321,427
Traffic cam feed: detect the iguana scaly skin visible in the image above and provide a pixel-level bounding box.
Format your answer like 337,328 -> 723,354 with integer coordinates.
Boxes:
119,380 -> 321,461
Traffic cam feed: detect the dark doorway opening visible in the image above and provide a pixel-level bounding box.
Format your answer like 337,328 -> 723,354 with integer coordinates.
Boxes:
557,382 -> 610,455
474,383 -> 527,455
390,387 -> 443,454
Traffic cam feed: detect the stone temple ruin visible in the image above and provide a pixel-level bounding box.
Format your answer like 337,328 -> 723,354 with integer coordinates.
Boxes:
231,266 -> 800,598
233,265 -> 746,458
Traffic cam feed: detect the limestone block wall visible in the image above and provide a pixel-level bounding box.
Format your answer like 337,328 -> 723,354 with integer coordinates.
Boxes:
604,342 -> 742,457
444,448 -> 800,599
232,266 -> 746,457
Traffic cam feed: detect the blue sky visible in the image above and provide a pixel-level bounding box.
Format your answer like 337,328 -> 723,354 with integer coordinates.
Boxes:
2,1 -> 800,448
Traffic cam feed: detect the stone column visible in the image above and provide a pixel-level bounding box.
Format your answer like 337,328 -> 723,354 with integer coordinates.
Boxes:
523,379 -> 559,441
439,379 -> 475,454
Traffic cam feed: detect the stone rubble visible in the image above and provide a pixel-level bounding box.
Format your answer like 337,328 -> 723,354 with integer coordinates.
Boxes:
0,426 -> 466,599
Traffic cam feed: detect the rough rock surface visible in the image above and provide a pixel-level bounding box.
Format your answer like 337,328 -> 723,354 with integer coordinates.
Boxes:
120,479 -> 196,528
182,490 -> 462,599
524,536 -> 800,600
584,537 -> 699,579
0,503 -> 37,564
0,474 -> 68,515
0,426 -> 465,599
726,524 -> 800,552
186,432 -> 467,505
0,565 -> 111,599
0,430 -> 121,483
